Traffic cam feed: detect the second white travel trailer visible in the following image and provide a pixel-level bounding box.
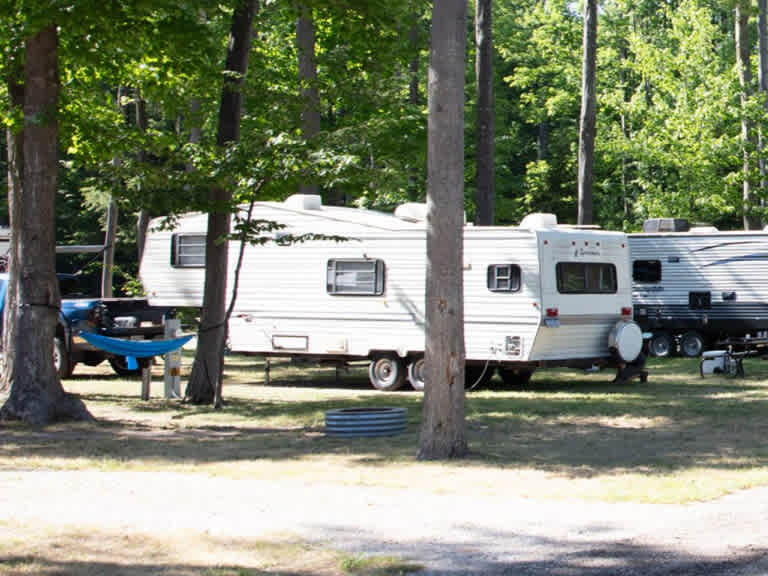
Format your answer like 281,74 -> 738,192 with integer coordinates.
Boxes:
630,219 -> 768,357
139,195 -> 643,390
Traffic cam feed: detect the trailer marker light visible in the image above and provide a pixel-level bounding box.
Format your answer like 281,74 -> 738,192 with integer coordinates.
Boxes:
621,307 -> 632,318
546,308 -> 559,317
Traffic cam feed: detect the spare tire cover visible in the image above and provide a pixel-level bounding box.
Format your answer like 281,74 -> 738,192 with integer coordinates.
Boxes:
609,320 -> 643,363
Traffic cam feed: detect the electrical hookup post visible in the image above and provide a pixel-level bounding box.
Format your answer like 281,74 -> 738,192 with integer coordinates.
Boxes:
163,318 -> 183,398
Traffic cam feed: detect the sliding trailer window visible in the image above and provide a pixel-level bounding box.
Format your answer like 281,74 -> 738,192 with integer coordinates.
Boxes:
171,234 -> 206,268
326,259 -> 385,295
556,262 -> 617,294
487,264 -> 521,292
633,259 -> 661,283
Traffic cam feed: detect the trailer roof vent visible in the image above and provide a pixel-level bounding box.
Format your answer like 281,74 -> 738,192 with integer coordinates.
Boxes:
283,194 -> 323,211
642,218 -> 690,232
519,213 -> 558,229
394,202 -> 428,222
690,225 -> 718,234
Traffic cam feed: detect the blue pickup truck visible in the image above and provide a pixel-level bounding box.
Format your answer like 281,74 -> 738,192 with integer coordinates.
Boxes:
0,273 -> 172,378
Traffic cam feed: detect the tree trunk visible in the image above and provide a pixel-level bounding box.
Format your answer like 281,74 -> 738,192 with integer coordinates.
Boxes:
758,0 -> 768,216
185,0 -> 257,405
1,25 -> 91,425
418,0 -> 467,461
737,0 -> 760,229
1,55 -> 23,390
577,0 -> 597,226
474,0 -> 495,226
101,199 -> 118,298
135,89 -> 151,264
297,4 -> 320,196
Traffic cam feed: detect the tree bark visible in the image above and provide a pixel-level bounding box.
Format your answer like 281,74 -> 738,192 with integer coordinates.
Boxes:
1,52 -> 23,390
297,4 -> 320,196
758,0 -> 768,206
418,0 -> 467,461
135,89 -> 150,264
736,0 -> 760,229
185,0 -> 257,405
474,0 -> 495,226
1,25 -> 91,425
577,0 -> 597,226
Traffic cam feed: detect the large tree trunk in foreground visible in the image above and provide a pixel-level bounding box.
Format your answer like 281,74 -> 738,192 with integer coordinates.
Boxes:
577,0 -> 597,226
185,0 -> 256,405
758,0 -> 768,208
1,26 -> 91,424
418,0 -> 467,460
2,54 -> 23,390
474,0 -> 494,226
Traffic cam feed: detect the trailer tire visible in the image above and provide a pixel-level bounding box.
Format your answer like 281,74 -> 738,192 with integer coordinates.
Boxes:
648,333 -> 673,357
368,354 -> 406,391
499,367 -> 534,387
680,331 -> 705,358
54,337 -> 74,379
407,357 -> 425,391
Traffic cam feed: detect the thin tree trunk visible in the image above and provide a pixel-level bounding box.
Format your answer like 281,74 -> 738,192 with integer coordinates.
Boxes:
297,4 -> 319,196
577,0 -> 597,226
101,199 -> 118,298
758,0 -> 768,211
474,0 -> 494,226
185,0 -> 257,405
1,25 -> 90,424
135,89 -> 151,264
418,0 -> 467,461
737,0 -> 760,229
1,55 -> 23,390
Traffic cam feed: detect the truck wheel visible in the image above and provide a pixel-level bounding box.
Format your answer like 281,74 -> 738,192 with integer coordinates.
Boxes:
407,357 -> 425,391
680,332 -> 705,358
368,354 -> 406,391
499,367 -> 534,387
54,337 -> 74,379
109,356 -> 142,377
648,333 -> 673,357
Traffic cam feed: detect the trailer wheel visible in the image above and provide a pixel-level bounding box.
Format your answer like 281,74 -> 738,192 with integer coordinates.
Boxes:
407,357 -> 425,391
680,331 -> 705,357
54,337 -> 74,379
368,355 -> 406,391
648,333 -> 673,357
499,367 -> 534,387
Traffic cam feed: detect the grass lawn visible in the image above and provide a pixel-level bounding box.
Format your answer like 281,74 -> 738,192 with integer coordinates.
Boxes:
3,353 -> 768,574
3,353 -> 768,504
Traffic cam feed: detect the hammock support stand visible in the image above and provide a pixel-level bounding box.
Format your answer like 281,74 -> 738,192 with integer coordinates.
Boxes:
79,323 -> 192,400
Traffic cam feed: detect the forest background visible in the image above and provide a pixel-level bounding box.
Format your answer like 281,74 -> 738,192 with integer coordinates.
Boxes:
0,0 -> 763,294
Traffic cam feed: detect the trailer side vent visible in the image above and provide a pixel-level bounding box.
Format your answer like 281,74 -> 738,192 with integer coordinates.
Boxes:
283,194 -> 323,211
642,218 -> 690,232
505,336 -> 523,357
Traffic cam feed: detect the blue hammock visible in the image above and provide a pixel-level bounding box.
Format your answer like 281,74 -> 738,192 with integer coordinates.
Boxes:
79,331 -> 193,370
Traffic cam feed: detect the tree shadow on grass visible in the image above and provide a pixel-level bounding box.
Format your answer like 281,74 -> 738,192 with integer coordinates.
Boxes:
4,358 -> 768,477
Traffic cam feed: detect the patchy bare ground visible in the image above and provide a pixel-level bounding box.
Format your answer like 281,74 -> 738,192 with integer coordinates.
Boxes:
3,357 -> 768,574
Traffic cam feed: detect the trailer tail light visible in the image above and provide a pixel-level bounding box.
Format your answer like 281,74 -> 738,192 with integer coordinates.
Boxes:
621,307 -> 633,319
544,308 -> 560,328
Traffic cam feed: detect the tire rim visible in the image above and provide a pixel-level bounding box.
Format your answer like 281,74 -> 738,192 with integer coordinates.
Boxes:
373,359 -> 396,386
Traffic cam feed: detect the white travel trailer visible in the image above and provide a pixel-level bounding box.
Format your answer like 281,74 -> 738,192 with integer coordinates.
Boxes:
140,195 -> 643,390
629,219 -> 768,357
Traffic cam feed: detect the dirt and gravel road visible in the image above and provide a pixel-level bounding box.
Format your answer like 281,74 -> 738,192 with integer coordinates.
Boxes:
2,468 -> 768,575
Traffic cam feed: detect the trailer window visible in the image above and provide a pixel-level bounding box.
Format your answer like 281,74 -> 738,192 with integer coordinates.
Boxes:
556,262 -> 617,294
171,234 -> 206,268
633,259 -> 661,283
327,259 -> 385,295
487,264 -> 521,292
